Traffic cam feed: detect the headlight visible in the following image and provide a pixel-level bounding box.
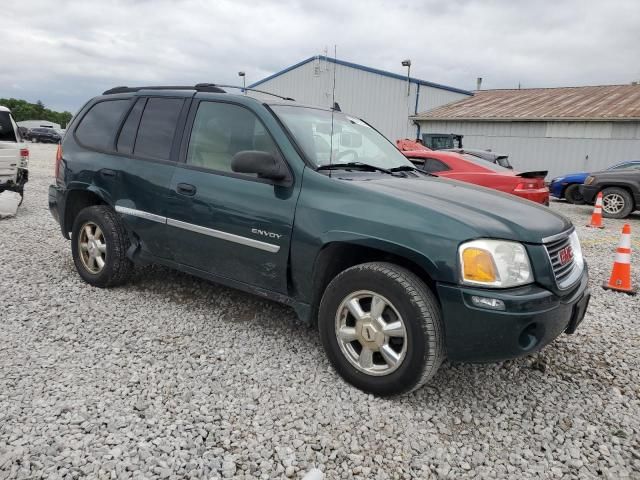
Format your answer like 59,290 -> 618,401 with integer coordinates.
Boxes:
568,231 -> 584,273
552,177 -> 563,183
459,239 -> 533,288
584,176 -> 595,185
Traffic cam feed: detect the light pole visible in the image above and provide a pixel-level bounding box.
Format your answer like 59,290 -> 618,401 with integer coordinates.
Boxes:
401,59 -> 411,96
238,71 -> 246,94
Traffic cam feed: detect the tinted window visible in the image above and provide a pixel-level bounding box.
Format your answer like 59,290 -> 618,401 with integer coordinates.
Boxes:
134,97 -> 184,160
423,158 -> 451,173
462,154 -> 511,172
117,98 -> 146,154
186,102 -> 279,175
0,112 -> 18,142
75,100 -> 129,150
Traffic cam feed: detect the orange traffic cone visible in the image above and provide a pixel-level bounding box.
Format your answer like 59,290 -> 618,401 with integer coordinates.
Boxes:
603,224 -> 636,295
586,192 -> 605,228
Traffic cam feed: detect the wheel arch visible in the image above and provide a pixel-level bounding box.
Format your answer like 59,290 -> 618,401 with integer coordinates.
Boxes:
62,186 -> 109,239
307,239 -> 441,325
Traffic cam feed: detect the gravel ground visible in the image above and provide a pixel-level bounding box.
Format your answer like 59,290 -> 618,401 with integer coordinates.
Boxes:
1,143 -> 639,479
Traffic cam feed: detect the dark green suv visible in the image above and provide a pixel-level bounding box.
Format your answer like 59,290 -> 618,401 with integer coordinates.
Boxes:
49,85 -> 590,395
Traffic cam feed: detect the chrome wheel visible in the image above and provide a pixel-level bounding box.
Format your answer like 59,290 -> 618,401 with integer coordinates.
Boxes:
78,221 -> 107,274
602,193 -> 625,215
335,290 -> 407,376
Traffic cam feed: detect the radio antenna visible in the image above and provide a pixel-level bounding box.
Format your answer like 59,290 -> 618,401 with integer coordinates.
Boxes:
328,44 -> 337,177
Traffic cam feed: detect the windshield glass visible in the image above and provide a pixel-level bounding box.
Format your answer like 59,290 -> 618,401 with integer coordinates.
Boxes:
271,105 -> 413,169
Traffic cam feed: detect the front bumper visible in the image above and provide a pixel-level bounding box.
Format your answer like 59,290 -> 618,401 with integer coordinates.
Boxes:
579,185 -> 599,204
437,266 -> 590,362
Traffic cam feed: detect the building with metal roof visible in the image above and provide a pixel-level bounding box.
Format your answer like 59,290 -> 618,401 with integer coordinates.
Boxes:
249,55 -> 472,141
412,85 -> 640,178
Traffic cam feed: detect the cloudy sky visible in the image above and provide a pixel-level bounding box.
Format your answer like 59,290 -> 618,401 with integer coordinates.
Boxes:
2,0 -> 639,113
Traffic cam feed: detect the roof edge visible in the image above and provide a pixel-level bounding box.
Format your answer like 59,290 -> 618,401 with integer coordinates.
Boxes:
249,56 -> 473,96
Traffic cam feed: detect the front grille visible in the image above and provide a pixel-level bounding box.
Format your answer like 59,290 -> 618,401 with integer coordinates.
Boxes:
544,233 -> 577,288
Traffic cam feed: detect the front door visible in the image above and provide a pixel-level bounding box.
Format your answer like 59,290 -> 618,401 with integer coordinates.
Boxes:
165,100 -> 300,294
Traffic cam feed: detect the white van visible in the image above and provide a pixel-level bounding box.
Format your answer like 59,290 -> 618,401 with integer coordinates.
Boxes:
0,106 -> 29,200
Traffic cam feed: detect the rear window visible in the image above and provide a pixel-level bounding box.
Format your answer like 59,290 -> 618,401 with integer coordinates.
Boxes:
133,97 -> 184,161
0,112 -> 18,142
75,100 -> 129,150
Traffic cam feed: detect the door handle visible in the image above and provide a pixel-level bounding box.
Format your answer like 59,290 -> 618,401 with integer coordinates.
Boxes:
176,183 -> 197,196
100,169 -> 116,177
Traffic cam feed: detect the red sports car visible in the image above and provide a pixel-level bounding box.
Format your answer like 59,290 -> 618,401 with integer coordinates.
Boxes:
400,147 -> 549,205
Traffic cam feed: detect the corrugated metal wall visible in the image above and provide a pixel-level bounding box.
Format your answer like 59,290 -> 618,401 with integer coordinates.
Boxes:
417,120 -> 640,178
251,59 -> 469,141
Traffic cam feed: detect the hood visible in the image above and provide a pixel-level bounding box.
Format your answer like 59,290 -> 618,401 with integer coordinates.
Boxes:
350,174 -> 570,244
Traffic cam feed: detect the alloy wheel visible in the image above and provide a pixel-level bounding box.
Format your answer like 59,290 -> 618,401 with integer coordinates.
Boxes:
78,221 -> 107,274
602,193 -> 625,215
335,290 -> 407,376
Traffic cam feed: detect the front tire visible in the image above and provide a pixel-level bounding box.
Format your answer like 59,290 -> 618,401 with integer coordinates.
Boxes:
71,205 -> 133,287
564,184 -> 585,204
318,262 -> 444,396
601,187 -> 634,219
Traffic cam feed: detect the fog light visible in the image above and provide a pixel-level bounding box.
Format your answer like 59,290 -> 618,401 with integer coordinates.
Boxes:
471,296 -> 505,311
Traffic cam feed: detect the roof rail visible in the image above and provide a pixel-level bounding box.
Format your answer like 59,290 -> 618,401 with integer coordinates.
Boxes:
199,84 -> 295,101
102,85 -> 226,95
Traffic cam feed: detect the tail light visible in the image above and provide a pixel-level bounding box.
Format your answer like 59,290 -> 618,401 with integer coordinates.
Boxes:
515,177 -> 546,191
19,148 -> 29,168
55,144 -> 63,179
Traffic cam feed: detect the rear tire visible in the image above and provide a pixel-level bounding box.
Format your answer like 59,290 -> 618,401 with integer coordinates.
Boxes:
318,262 -> 444,396
71,205 -> 133,287
32,137 -> 38,143
601,187 -> 634,219
564,184 -> 585,205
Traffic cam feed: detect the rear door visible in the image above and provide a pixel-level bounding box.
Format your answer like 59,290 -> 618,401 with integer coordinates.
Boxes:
165,98 -> 300,293
73,94 -> 190,260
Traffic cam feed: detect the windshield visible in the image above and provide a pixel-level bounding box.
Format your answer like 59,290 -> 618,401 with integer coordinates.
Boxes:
271,105 -> 413,169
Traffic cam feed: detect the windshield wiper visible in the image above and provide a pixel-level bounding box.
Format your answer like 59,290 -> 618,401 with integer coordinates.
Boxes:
317,162 -> 395,175
389,165 -> 438,177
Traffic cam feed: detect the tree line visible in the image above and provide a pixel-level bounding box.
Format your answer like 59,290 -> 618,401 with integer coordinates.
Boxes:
0,98 -> 73,128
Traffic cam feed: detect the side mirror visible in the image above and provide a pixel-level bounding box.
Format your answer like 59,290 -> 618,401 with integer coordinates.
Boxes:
231,151 -> 291,184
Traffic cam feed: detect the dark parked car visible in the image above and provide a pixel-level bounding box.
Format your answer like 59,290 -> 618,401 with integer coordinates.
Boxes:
49,84 -> 590,395
580,170 -> 640,218
549,161 -> 640,204
26,127 -> 61,143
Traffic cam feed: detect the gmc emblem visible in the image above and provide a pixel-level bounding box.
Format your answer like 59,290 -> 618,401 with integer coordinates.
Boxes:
557,245 -> 573,266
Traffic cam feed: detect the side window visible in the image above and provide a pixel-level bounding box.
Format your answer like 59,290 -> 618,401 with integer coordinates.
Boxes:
423,158 -> 451,173
117,98 -> 146,154
134,97 -> 184,161
75,100 -> 129,150
186,102 -> 279,175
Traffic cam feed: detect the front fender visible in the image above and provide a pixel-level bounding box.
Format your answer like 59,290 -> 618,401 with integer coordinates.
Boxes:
318,230 -> 442,280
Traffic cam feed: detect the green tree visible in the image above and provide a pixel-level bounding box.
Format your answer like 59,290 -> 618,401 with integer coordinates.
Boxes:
0,98 -> 73,127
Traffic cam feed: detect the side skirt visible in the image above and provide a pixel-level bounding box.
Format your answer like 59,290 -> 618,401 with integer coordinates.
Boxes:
134,250 -> 312,324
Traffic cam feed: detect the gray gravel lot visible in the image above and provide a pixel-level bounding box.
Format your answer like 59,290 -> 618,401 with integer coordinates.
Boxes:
1,143 -> 639,479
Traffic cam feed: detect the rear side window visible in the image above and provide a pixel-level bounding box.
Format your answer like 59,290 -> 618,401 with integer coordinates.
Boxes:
75,100 -> 129,150
117,98 -> 146,154
133,98 -> 184,161
421,158 -> 451,173
0,112 -> 18,142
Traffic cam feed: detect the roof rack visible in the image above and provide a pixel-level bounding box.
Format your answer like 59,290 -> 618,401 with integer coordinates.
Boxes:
102,85 -> 226,95
208,84 -> 295,101
102,84 -> 295,101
